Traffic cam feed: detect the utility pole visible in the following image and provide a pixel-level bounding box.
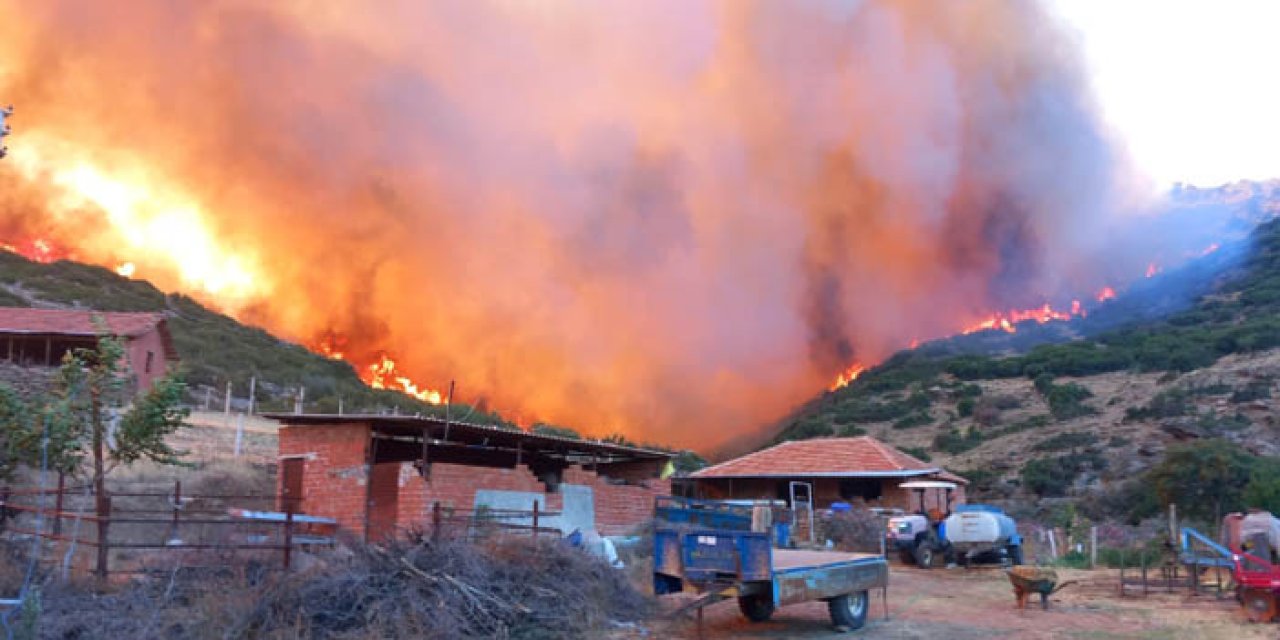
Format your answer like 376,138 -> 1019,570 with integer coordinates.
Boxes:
247,376 -> 256,415
223,381 -> 232,427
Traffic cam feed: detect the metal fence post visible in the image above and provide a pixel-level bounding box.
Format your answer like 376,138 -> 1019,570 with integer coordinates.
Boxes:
432,502 -> 442,542
169,480 -> 181,543
283,499 -> 294,570
532,501 -> 539,541
53,472 -> 65,535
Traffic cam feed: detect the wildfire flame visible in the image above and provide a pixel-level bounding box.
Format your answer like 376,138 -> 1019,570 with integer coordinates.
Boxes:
961,303 -> 1076,335
115,262 -> 136,277
1095,286 -> 1116,302
1145,263 -> 1160,278
829,364 -> 866,391
2,237 -> 64,264
364,353 -> 444,405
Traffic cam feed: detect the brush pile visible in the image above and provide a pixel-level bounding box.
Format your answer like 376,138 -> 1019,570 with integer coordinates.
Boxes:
14,537 -> 651,639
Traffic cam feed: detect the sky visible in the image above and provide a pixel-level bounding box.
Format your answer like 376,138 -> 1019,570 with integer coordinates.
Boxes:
1051,0 -> 1280,187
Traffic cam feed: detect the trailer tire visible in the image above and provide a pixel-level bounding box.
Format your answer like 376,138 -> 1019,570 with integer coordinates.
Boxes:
828,591 -> 869,630
915,540 -> 934,568
1009,544 -> 1024,566
738,594 -> 775,623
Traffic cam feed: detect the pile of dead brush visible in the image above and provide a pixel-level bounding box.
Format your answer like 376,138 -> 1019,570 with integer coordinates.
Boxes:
232,537 -> 651,639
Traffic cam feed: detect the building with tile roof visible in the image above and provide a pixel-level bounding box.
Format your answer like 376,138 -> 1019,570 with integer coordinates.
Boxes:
688,436 -> 966,514
0,307 -> 178,392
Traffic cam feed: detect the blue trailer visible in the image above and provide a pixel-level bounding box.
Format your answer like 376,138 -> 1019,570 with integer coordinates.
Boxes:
654,497 -> 888,630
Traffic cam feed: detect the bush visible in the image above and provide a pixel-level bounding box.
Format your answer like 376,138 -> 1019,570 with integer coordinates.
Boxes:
1126,388 -> 1191,420
1046,383 -> 1096,420
900,446 -> 932,462
892,411 -> 933,430
1231,381 -> 1273,403
933,427 -> 983,454
1021,452 -> 1105,497
1032,432 -> 1098,452
972,399 -> 1002,426
957,397 -> 976,417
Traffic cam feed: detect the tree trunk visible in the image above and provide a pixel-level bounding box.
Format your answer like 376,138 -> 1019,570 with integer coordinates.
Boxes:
92,387 -> 108,580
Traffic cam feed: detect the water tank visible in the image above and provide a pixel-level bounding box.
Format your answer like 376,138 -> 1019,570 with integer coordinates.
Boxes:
943,505 -> 1017,546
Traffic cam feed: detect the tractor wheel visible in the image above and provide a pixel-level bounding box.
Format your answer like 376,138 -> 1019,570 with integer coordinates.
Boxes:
1009,544 -> 1024,566
915,540 -> 935,569
1241,588 -> 1278,623
738,594 -> 775,623
828,591 -> 869,630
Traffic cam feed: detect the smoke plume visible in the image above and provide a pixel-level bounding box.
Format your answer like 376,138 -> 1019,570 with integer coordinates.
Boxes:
0,0 -> 1137,448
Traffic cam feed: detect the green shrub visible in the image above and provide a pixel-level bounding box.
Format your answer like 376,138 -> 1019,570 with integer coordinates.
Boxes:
900,446 -> 932,462
933,427 -> 983,454
1021,452 -> 1105,497
957,397 -> 976,417
1231,381 -> 1273,403
1126,388 -> 1191,421
892,411 -> 933,430
1046,383 -> 1096,420
1032,432 -> 1099,452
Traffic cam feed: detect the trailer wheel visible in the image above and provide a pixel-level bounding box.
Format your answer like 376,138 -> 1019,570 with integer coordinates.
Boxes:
828,591 -> 869,630
1008,544 -> 1024,566
738,594 -> 775,623
914,540 -> 934,568
1241,588 -> 1277,623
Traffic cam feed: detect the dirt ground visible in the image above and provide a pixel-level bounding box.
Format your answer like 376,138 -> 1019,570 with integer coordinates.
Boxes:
653,564 -> 1273,639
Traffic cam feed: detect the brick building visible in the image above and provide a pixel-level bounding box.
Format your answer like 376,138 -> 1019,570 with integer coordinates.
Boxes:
270,415 -> 674,540
0,307 -> 178,393
686,436 -> 966,514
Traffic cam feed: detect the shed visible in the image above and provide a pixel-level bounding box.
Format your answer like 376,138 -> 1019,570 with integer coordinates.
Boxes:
269,414 -> 674,540
0,307 -> 177,392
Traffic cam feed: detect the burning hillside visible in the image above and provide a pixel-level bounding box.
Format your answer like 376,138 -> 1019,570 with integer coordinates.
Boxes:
0,1 -> 1243,448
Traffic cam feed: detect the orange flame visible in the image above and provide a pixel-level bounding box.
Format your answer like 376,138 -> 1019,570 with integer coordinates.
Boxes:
1201,243 -> 1220,256
960,303 -> 1075,335
364,353 -> 444,405
1145,263 -> 1160,278
829,363 -> 866,391
2,237 -> 65,264
1095,286 -> 1116,302
115,262 -> 136,277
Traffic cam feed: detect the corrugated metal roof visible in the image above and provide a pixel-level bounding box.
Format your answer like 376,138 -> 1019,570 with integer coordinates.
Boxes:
692,436 -> 967,483
265,413 -> 675,461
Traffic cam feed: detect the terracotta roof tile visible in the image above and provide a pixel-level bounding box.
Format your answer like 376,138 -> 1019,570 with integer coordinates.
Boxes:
0,307 -> 165,337
693,436 -> 967,483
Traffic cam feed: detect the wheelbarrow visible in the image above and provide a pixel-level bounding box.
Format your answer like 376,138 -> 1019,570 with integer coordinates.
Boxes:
1007,566 -> 1076,610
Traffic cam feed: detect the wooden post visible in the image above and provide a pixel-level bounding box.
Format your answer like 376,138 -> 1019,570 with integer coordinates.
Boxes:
234,413 -> 245,458
53,472 -> 65,535
96,494 -> 112,580
1090,526 -> 1097,569
1168,504 -> 1178,546
432,502 -> 442,542
44,336 -> 51,366
532,500 -> 539,541
203,387 -> 211,410
1048,529 -> 1058,559
338,397 -> 343,416
283,502 -> 294,570
0,487 -> 8,528
169,480 -> 181,544
223,381 -> 232,426
248,376 -> 256,415
1141,554 -> 1148,597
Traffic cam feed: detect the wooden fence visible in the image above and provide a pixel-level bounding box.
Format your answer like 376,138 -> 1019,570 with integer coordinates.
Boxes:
0,480 -> 334,578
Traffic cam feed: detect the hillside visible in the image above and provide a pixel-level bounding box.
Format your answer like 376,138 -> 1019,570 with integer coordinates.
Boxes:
772,213 -> 1280,520
0,252 -> 507,421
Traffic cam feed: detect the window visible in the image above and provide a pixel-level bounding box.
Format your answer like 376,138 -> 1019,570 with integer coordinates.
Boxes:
145,350 -> 155,374
838,478 -> 883,502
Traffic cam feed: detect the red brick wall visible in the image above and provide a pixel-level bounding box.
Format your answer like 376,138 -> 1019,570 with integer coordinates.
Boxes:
563,465 -> 669,536
277,423 -> 371,538
278,424 -> 670,538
